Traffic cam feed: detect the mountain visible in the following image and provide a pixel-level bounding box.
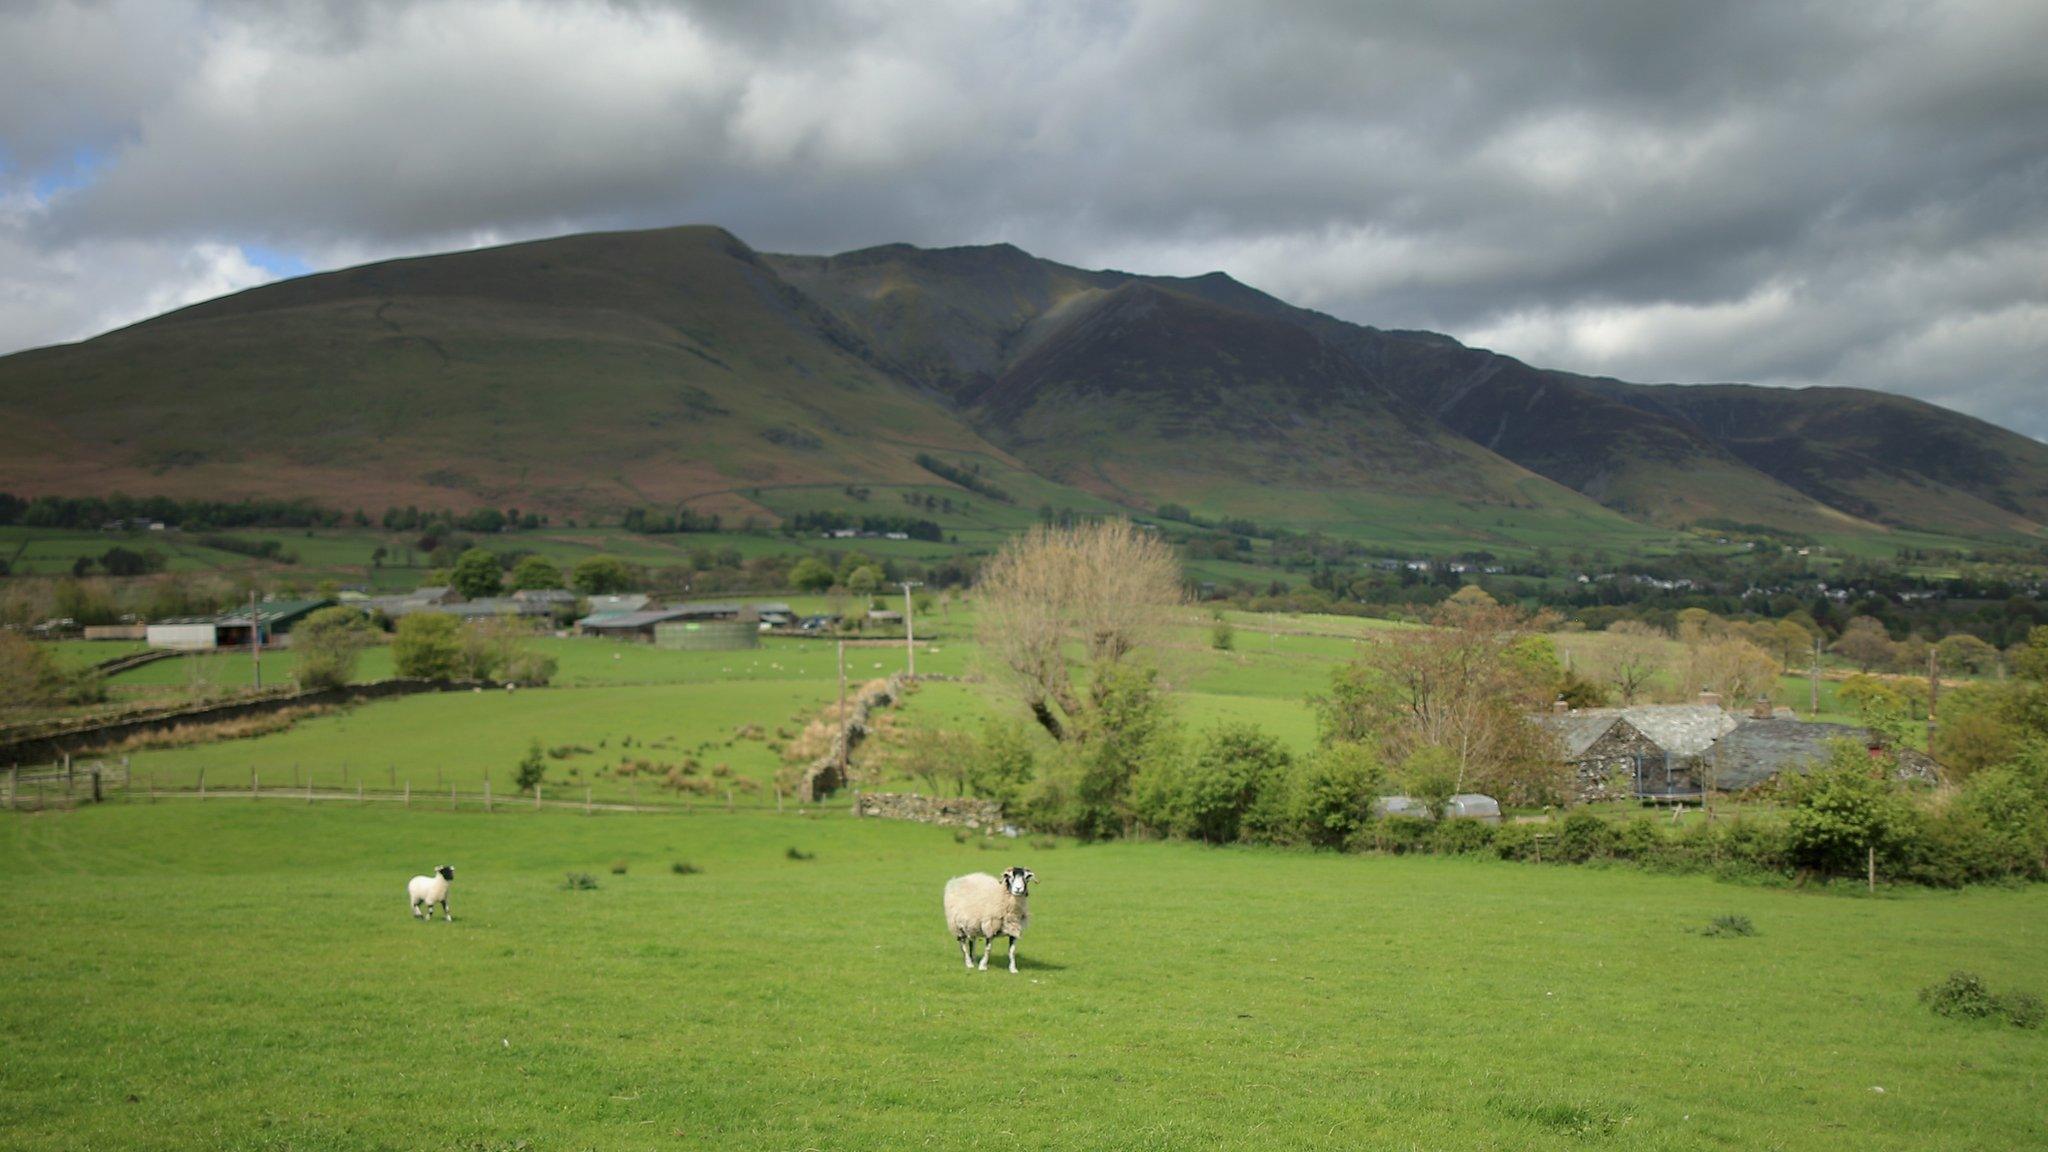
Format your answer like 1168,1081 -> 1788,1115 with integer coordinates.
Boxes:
1,224 -> 2042,549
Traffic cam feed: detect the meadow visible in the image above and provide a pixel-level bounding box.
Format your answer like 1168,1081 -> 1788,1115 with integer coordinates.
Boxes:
2,802 -> 2044,1150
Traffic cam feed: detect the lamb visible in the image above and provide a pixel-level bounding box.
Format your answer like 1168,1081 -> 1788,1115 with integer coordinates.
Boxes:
942,866 -> 1034,973
408,865 -> 455,921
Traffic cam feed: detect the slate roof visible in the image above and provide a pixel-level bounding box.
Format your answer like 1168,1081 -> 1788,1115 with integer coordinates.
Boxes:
576,608 -> 695,630
583,594 -> 650,614
213,599 -> 335,628
1714,718 -> 1860,789
1535,704 -> 1738,759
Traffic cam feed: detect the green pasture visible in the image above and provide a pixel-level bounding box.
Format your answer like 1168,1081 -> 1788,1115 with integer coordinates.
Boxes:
2,803 -> 2043,1150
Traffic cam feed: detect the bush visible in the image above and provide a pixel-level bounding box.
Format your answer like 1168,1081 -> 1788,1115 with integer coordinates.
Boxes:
1434,817 -> 1497,855
515,739 -> 547,793
671,861 -> 701,875
1491,822 -> 1542,862
562,872 -> 599,891
785,847 -> 815,861
1921,971 -> 2001,1020
392,613 -> 463,679
1784,749 -> 1915,877
1553,811 -> 1617,863
609,859 -> 630,875
1699,914 -> 1757,938
2001,991 -> 2046,1030
1285,741 -> 1384,849
1156,723 -> 1293,844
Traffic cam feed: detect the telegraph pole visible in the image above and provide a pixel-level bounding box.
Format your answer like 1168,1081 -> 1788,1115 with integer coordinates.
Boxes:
899,581 -> 923,678
250,590 -> 262,690
1809,637 -> 1820,718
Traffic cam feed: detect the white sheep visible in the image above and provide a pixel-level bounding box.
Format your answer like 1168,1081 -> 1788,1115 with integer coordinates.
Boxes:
942,866 -> 1034,972
408,865 -> 455,921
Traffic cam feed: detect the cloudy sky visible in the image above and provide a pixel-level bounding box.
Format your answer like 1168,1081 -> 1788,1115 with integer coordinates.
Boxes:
4,0 -> 2045,437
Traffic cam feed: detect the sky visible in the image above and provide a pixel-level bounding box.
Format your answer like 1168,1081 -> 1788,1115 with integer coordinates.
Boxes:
3,0 -> 2045,439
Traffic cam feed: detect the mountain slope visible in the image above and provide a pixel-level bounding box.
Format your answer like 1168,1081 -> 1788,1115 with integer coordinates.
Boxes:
0,227 -> 1021,520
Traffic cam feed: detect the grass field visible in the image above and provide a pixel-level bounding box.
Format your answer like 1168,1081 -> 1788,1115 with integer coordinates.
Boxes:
2,803 -> 2044,1150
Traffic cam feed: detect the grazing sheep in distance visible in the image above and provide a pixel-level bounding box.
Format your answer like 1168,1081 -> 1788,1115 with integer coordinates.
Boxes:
409,865 -> 455,921
943,866 -> 1034,973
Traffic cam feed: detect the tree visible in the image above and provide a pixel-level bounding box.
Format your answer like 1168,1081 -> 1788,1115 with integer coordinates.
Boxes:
0,631 -> 98,706
508,555 -> 563,591
392,613 -> 464,679
1680,637 -> 1781,706
1936,633 -> 1999,675
1142,723 -> 1292,843
1589,621 -> 1665,705
845,565 -> 884,598
978,519 -> 1182,743
450,548 -> 503,599
2012,626 -> 2048,682
1771,618 -> 1818,669
1833,616 -> 1897,673
790,557 -> 835,593
293,606 -> 371,690
571,555 -> 634,595
1316,596 -> 1556,801
891,727 -> 978,796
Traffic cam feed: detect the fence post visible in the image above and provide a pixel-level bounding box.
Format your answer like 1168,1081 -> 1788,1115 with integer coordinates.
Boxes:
358,781 -> 364,805
726,787 -> 733,813
123,757 -> 131,796
252,771 -> 259,801
776,787 -> 783,813
199,767 -> 206,800
389,764 -> 395,788
92,766 -> 103,804
340,761 -> 347,786
535,784 -> 542,811
307,777 -> 314,804
484,779 -> 491,813
585,786 -> 592,815
449,783 -> 456,809
404,780 -> 411,807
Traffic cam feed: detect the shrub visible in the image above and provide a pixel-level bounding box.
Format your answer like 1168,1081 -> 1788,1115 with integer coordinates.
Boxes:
1285,741 -> 1384,849
1921,971 -> 2000,1020
1553,811 -> 1617,863
1784,749 -> 1915,877
1491,822 -> 1542,862
2001,991 -> 2046,1030
1434,817 -> 1497,855
785,847 -> 815,861
1612,817 -> 1664,862
671,861 -> 701,875
514,739 -> 546,793
1157,723 -> 1293,843
1699,914 -> 1756,938
562,872 -> 599,891
609,859 -> 630,875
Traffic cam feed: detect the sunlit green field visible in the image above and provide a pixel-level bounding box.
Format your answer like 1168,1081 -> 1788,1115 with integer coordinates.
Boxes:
3,803 -> 2044,1150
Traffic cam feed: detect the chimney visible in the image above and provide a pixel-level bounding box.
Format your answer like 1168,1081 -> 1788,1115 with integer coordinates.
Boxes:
1698,690 -> 1723,710
1552,697 -> 1570,714
1751,696 -> 1773,720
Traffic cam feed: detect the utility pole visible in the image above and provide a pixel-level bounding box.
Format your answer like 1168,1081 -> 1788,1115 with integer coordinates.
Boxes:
1809,637 -> 1821,718
250,590 -> 261,690
899,581 -> 923,678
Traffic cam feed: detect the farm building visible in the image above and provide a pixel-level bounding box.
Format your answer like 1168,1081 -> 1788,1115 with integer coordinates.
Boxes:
149,599 -> 333,650
510,588 -> 578,607
575,607 -> 697,641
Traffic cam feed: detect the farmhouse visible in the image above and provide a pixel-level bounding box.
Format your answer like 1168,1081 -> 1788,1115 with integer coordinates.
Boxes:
1534,703 -> 1737,801
1536,703 -> 1940,802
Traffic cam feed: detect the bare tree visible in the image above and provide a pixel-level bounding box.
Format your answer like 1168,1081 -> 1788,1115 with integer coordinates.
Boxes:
1680,636 -> 1781,704
1589,621 -> 1666,704
978,519 -> 1182,741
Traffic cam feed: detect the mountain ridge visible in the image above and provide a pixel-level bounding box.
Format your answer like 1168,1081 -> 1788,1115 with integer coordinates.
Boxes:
1,223 -> 2042,548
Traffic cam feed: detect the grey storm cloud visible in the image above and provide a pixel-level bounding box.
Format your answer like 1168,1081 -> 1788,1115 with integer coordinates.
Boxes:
2,0 -> 2045,437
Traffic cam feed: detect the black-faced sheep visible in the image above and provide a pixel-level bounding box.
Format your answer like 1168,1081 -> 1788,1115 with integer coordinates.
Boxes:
408,865 -> 455,921
943,866 -> 1034,972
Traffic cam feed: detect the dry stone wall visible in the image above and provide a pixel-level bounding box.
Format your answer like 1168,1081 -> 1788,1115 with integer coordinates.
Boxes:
854,792 -> 1005,829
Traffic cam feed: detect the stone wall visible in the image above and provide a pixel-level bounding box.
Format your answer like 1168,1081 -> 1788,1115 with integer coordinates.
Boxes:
1571,725 -> 1667,802
796,672 -> 907,802
0,678 -> 472,766
854,791 -> 1006,830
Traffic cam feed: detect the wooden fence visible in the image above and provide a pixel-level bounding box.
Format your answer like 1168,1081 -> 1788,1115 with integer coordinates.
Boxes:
4,760 -> 131,810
